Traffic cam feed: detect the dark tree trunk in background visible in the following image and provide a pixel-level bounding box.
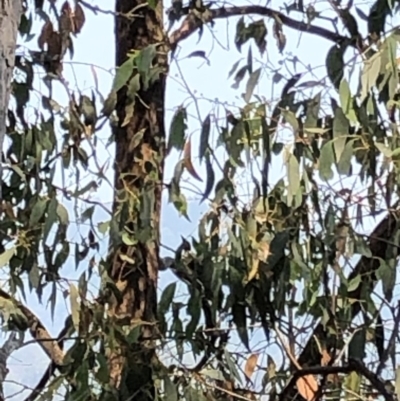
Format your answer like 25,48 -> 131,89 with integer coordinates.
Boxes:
105,0 -> 167,399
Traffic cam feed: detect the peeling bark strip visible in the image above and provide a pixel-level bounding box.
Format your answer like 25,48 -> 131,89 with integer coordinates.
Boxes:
0,0 -> 22,201
106,0 -> 167,398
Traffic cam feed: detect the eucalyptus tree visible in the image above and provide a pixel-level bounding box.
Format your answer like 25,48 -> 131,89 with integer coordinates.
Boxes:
0,0 -> 399,401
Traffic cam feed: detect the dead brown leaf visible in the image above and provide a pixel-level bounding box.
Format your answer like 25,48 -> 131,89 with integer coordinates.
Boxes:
244,353 -> 259,380
183,139 -> 202,181
38,21 -> 54,50
73,3 -> 86,34
296,375 -> 318,401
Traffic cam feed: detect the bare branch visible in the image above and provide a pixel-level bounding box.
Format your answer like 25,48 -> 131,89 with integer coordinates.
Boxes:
169,5 -> 352,49
0,331 -> 24,398
23,317 -> 74,401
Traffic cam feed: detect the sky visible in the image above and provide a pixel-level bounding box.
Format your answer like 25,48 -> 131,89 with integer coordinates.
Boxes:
1,0 -> 400,399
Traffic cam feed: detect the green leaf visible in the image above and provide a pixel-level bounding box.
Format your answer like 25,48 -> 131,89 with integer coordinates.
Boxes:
30,197 -> 48,227
319,141 -> 335,181
95,353 -> 109,384
348,329 -> 366,360
135,44 -> 157,75
286,153 -> 300,206
368,0 -> 390,38
199,114 -> 211,162
232,302 -> 249,350
199,368 -> 224,381
250,20 -> 267,53
201,155 -> 215,202
333,107 -> 349,162
112,57 -> 134,92
326,44 -> 345,89
337,139 -> 355,175
44,198 -> 58,241
347,274 -> 361,291
232,65 -> 247,89
126,326 -> 141,344
80,95 -> 97,126
391,147 -> 400,159
101,90 -> 117,117
224,349 -> 243,385
98,221 -> 110,235
228,59 -> 241,78
168,106 -> 187,152
377,258 -> 396,302
244,68 -> 261,103
148,0 -> 158,9
186,289 -> 201,338
282,110 -> 299,132
360,52 -> 381,102
304,92 -> 321,130
164,375 -> 178,401
0,247 -> 16,269
339,79 -> 357,123
69,283 -> 80,332
127,74 -> 141,100
56,203 -> 69,225
169,160 -> 189,219
158,283 -> 176,314
395,367 -> 400,400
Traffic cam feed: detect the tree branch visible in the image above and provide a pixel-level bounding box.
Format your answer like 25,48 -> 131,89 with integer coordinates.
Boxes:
169,5 -> 352,49
0,288 -> 65,366
23,317 -> 74,401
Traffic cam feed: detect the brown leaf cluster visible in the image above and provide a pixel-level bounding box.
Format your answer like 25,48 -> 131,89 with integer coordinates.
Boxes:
37,1 -> 86,73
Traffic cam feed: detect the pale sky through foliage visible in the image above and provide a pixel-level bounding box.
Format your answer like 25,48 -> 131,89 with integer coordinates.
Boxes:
2,0 -> 400,399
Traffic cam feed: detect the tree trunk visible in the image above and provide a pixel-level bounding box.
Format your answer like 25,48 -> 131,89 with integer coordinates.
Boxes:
105,0 -> 167,399
0,0 -> 23,200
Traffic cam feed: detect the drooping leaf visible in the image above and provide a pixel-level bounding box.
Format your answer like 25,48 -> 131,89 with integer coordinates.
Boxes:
333,106 -> 349,163
244,68 -> 261,103
199,114 -> 211,162
163,375 -> 178,401
224,349 -> 243,385
69,283 -> 80,332
286,152 -> 300,206
377,258 -> 396,302
112,57 -> 134,92
29,197 -> 48,227
158,283 -> 177,315
232,65 -> 247,89
326,44 -> 345,89
319,141 -> 335,181
339,79 -> 357,123
168,106 -> 187,153
183,139 -> 202,181
201,154 -> 215,202
232,302 -> 249,350
348,328 -> 366,360
360,52 -> 381,102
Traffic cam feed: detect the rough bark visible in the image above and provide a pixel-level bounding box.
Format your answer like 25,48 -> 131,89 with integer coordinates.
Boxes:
0,0 -> 23,200
105,0 -> 167,399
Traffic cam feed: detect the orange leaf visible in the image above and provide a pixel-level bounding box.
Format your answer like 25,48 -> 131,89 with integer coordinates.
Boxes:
183,139 -> 202,181
244,353 -> 259,379
296,375 -> 318,401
